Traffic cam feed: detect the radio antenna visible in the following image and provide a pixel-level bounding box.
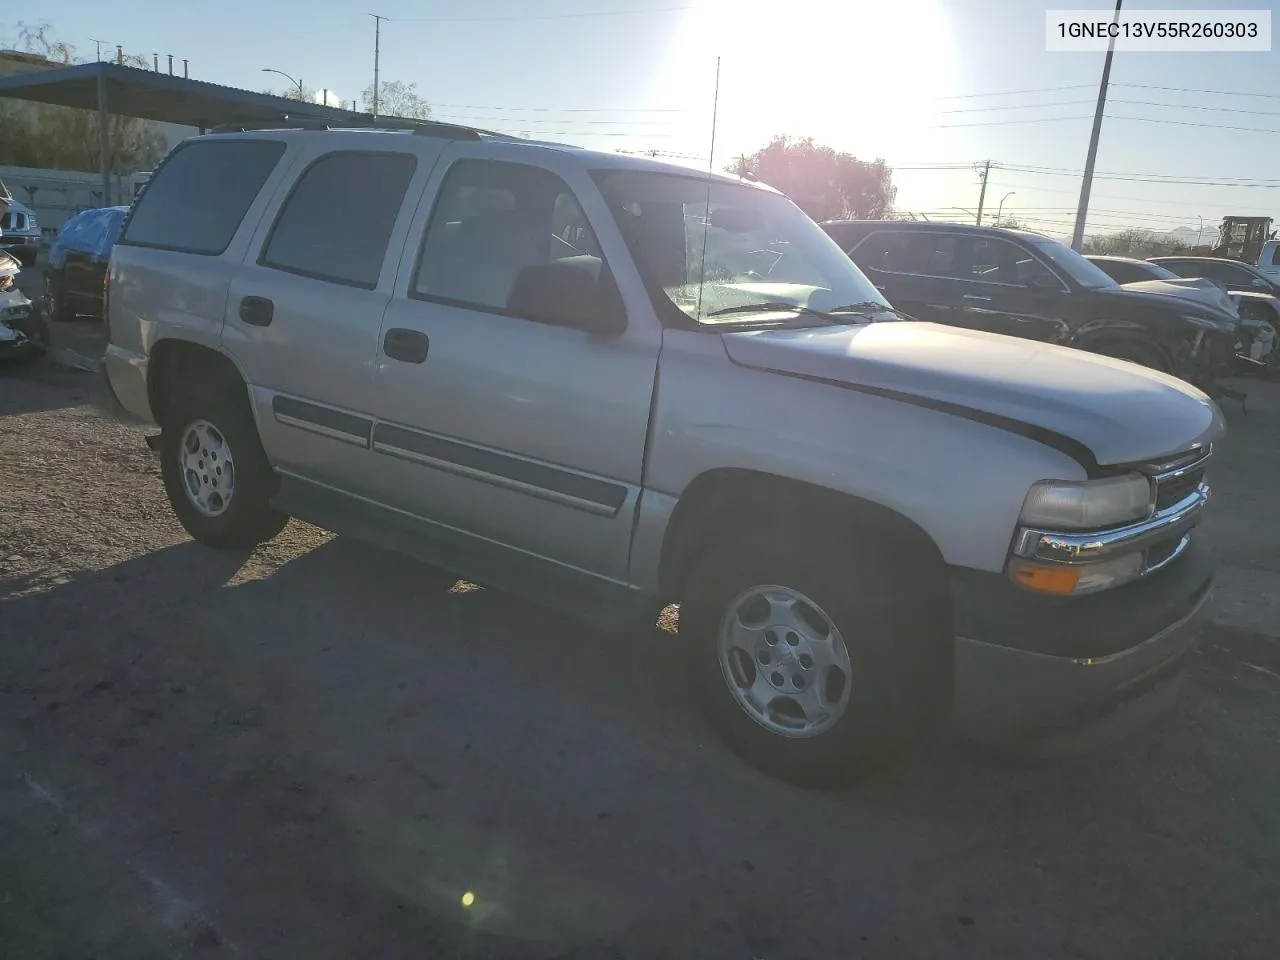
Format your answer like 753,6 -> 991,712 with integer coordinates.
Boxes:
695,56 -> 721,322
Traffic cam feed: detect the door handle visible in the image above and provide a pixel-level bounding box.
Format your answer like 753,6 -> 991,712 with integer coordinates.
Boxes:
962,294 -> 993,303
239,296 -> 274,327
383,327 -> 430,364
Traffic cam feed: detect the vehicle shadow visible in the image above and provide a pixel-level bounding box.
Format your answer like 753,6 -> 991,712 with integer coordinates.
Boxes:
1,535 -> 1274,958
0,353 -> 102,417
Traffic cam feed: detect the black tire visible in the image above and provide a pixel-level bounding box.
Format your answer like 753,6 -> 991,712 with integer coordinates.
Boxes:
680,523 -> 951,787
1094,338 -> 1171,373
159,381 -> 287,549
42,278 -> 73,324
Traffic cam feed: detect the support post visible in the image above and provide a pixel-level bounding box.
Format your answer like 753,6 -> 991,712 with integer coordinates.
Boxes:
97,65 -> 112,207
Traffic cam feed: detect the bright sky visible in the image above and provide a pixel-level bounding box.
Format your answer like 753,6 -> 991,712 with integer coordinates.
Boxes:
24,0 -> 1280,241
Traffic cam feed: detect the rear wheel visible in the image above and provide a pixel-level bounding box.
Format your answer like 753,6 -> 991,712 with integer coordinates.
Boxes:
159,382 -> 287,549
681,524 -> 950,787
41,278 -> 73,324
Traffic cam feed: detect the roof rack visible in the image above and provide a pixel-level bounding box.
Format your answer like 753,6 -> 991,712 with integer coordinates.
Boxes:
207,116 -> 492,140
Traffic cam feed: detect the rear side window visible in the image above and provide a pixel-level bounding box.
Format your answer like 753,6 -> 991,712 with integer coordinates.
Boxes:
121,140 -> 285,254
261,151 -> 417,288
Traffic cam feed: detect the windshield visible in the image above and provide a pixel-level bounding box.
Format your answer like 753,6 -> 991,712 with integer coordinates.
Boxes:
593,170 -> 891,325
1022,235 -> 1118,290
1142,262 -> 1181,281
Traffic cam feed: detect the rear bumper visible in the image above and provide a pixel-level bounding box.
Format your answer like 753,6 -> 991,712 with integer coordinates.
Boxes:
951,541 -> 1213,742
102,343 -> 155,423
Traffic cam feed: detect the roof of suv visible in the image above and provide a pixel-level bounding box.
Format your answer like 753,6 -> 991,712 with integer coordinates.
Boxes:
198,122 -> 773,191
1149,256 -> 1259,266
1086,255 -> 1150,265
821,219 -> 1051,245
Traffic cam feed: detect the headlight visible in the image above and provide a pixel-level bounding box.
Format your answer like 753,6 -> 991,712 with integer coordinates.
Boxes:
1019,474 -> 1152,530
1180,312 -> 1237,335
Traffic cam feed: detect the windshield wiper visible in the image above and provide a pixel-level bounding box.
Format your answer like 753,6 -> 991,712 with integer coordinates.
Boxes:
705,301 -> 866,323
824,301 -> 894,316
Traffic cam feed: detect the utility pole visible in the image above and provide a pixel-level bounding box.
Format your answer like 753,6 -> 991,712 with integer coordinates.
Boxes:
91,38 -> 107,61
1072,0 -> 1123,251
370,14 -> 387,118
974,160 -> 991,226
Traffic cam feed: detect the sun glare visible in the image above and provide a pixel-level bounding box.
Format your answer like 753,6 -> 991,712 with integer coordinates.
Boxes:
652,0 -> 957,163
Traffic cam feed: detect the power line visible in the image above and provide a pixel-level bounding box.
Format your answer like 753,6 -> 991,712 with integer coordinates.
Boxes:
931,81 -> 1280,102
939,98 -> 1280,119
390,3 -> 693,23
935,84 -> 1095,100
1115,81 -> 1280,101
934,113 -> 1280,136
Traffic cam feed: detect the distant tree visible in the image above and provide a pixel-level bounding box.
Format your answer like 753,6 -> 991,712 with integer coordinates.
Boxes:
732,135 -> 896,221
1081,228 -> 1193,258
361,80 -> 431,119
260,85 -> 317,103
0,22 -> 165,174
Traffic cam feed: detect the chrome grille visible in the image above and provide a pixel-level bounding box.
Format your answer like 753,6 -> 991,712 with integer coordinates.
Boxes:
1147,446 -> 1211,513
1155,467 -> 1205,511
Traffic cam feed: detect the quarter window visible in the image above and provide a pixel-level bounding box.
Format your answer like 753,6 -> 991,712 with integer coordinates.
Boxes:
414,160 -> 604,313
262,151 -> 417,288
121,139 -> 285,254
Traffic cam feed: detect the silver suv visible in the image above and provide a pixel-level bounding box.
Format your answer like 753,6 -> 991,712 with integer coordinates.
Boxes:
103,121 -> 1222,785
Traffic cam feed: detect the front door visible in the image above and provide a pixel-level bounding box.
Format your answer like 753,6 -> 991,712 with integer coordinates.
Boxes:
367,147 -> 660,581
953,235 -> 1072,343
222,144 -> 436,493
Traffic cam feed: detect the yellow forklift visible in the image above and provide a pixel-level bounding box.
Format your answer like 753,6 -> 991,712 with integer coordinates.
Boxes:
1212,216 -> 1275,262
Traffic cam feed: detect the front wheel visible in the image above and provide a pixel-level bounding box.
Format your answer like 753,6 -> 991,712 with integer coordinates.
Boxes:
160,384 -> 287,549
1094,338 -> 1171,373
680,526 -> 950,787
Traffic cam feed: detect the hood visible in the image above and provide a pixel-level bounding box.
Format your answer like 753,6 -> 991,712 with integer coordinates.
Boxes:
721,321 -> 1224,467
1119,278 -> 1238,317
1096,282 -> 1237,324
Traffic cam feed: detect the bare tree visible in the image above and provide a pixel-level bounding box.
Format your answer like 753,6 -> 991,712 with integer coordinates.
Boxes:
361,80 -> 431,119
0,23 -> 166,174
1081,228 -> 1193,258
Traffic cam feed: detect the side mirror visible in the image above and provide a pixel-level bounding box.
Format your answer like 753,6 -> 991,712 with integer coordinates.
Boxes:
1026,274 -> 1060,294
506,262 -> 626,335
1252,277 -> 1268,288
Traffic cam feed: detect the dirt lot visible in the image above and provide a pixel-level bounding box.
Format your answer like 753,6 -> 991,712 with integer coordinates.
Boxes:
3,324 -> 1280,959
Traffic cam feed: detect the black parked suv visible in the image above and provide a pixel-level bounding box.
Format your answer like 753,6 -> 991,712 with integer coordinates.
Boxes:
822,221 -> 1240,386
1149,256 -> 1280,297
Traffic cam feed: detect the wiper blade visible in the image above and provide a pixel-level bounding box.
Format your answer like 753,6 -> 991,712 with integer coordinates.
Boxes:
704,301 -> 850,322
824,301 -> 893,316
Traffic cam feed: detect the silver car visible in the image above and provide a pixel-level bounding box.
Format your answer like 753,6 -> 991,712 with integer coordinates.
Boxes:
102,122 -> 1222,785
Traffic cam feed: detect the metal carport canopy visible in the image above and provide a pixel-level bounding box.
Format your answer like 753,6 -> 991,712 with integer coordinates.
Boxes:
0,61 -> 359,204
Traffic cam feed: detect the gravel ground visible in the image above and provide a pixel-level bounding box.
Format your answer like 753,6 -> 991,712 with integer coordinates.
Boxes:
2,350 -> 1280,959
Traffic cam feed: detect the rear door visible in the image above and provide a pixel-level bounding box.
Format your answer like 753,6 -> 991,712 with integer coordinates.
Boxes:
222,141 -> 443,493
846,228 -> 969,327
